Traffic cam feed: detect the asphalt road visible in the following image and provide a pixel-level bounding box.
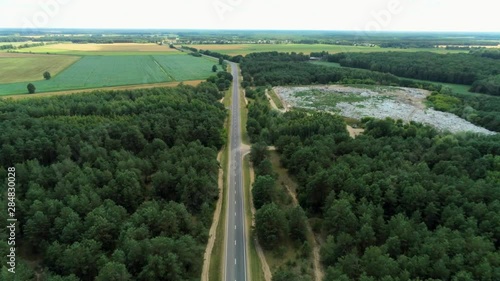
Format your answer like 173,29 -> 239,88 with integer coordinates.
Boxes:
224,62 -> 247,281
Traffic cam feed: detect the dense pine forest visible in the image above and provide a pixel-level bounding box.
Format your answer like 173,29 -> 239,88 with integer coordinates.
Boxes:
324,52 -> 500,96
246,87 -> 500,281
240,52 -> 442,92
0,82 -> 227,280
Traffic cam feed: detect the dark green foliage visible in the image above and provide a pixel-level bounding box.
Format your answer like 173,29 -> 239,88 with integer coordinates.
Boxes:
287,206 -> 308,242
239,52 -> 443,92
246,87 -> 276,142
272,268 -> 301,281
250,141 -> 270,164
255,158 -> 274,177
269,112 -> 500,280
212,64 -> 218,72
327,51 -> 500,95
0,83 -> 225,280
27,82 -> 35,93
207,70 -> 233,91
96,262 -> 131,281
471,48 -> 500,60
252,175 -> 275,209
470,74 -> 500,96
255,203 -> 289,249
44,71 -> 51,80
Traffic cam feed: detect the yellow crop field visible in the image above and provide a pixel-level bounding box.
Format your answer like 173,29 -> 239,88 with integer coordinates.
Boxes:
0,53 -> 80,83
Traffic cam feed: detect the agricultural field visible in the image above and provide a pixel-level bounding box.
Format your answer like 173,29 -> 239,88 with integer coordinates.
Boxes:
274,85 -> 495,135
0,54 -> 216,95
4,80 -> 203,100
187,43 -> 468,56
0,53 -> 80,83
14,43 -> 178,56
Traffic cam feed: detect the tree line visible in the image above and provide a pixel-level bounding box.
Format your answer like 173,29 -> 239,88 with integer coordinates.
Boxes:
246,88 -> 312,280
471,48 -> 500,60
180,46 -> 244,63
0,82 -> 227,280
27,35 -> 160,44
324,52 -> 500,96
239,52 -> 444,92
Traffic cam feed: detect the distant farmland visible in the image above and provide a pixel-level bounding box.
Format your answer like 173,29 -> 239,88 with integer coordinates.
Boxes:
187,44 -> 468,56
0,54 -> 216,95
15,43 -> 178,56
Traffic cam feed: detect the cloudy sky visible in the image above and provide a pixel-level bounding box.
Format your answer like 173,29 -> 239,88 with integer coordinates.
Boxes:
0,0 -> 498,32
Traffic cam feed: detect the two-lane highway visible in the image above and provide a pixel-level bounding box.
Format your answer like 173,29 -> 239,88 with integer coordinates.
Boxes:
224,62 -> 248,281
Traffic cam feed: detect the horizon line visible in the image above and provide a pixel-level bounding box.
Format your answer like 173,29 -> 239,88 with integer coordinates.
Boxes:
1,27 -> 500,34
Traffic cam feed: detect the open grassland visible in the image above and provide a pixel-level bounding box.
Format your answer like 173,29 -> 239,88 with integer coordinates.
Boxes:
0,53 -> 80,83
0,54 -> 215,95
14,43 -> 178,55
187,44 -> 467,56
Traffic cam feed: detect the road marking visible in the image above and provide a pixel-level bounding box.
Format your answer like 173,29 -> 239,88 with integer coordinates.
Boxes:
235,240 -> 236,245
235,258 -> 237,265
235,225 -> 236,230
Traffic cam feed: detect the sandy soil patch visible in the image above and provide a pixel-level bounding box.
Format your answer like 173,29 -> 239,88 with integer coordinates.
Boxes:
346,125 -> 365,138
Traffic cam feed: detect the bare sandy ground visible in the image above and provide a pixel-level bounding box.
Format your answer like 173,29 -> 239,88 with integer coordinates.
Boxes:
346,125 -> 365,138
274,85 -> 495,135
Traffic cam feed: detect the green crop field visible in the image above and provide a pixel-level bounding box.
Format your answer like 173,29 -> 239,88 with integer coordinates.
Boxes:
0,54 -> 216,95
187,43 -> 468,56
